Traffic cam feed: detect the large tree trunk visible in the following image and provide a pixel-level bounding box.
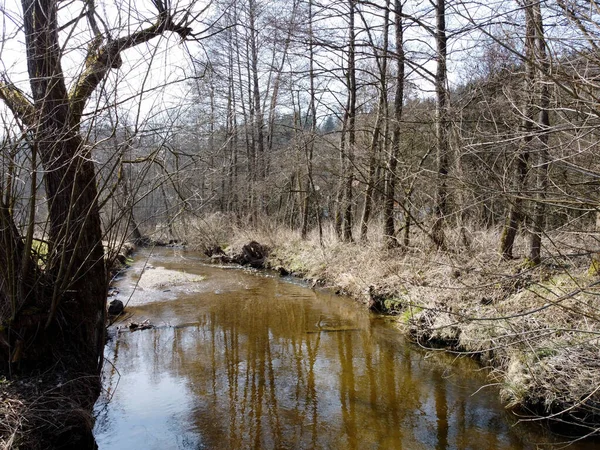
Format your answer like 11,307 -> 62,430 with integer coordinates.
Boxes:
0,0 -> 194,378
42,135 -> 107,373
0,0 -> 108,373
0,0 -> 194,444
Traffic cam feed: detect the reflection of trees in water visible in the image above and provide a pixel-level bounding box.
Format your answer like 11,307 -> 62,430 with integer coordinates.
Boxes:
435,375 -> 448,450
161,289 -> 384,448
337,329 -> 357,449
94,338 -> 122,436
105,278 -> 529,449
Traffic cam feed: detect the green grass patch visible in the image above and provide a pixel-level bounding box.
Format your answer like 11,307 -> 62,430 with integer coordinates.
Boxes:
588,257 -> 600,276
383,298 -> 403,314
400,305 -> 423,324
535,347 -> 557,359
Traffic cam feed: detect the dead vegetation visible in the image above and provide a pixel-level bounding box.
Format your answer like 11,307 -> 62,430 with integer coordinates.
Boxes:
0,370 -> 99,450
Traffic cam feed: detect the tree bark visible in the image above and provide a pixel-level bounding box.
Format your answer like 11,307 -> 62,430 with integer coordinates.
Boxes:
383,0 -> 405,248
432,0 -> 449,250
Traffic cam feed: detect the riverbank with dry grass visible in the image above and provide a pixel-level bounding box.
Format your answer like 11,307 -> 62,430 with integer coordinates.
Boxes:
189,213 -> 600,438
0,370 -> 100,449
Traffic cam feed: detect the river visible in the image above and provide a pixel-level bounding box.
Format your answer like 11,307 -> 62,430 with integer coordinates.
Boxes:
93,248 -> 596,449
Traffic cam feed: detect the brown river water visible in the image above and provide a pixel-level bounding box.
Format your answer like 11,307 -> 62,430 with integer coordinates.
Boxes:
93,248 -> 597,449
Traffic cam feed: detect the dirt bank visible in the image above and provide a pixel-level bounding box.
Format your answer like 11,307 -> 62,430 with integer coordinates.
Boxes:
0,369 -> 100,449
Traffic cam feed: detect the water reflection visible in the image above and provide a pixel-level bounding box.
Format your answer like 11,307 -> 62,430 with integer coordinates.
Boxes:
94,251 -> 595,450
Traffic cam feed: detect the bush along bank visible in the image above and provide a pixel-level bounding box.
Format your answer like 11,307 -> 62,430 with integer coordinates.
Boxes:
205,229 -> 600,438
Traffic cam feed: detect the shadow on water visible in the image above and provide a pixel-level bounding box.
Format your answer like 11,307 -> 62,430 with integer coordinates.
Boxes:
94,249 -> 597,450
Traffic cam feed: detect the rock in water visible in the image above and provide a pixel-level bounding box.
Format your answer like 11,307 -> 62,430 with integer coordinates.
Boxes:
108,299 -> 124,316
128,319 -> 153,331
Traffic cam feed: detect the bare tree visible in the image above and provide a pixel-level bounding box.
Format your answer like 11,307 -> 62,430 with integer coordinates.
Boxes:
360,0 -> 390,241
431,0 -> 449,250
342,0 -> 358,242
527,0 -> 550,265
499,0 -> 538,259
383,0 -> 405,248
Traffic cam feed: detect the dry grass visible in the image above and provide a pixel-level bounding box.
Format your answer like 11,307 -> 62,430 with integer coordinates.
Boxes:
184,214 -> 600,434
182,212 -> 240,254
0,370 -> 99,449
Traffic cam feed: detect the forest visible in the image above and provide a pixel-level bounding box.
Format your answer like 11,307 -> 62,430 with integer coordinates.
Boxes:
84,0 -> 600,259
1,0 -> 600,447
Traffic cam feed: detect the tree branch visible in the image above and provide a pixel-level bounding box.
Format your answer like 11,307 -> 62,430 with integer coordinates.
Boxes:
0,79 -> 36,127
69,18 -> 192,126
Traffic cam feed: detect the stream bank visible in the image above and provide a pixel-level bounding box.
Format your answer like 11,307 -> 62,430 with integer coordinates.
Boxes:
201,227 -> 600,439
0,241 -> 141,450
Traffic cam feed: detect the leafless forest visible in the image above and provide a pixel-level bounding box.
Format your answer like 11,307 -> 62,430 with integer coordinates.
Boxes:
80,0 -> 600,258
2,0 -> 600,446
